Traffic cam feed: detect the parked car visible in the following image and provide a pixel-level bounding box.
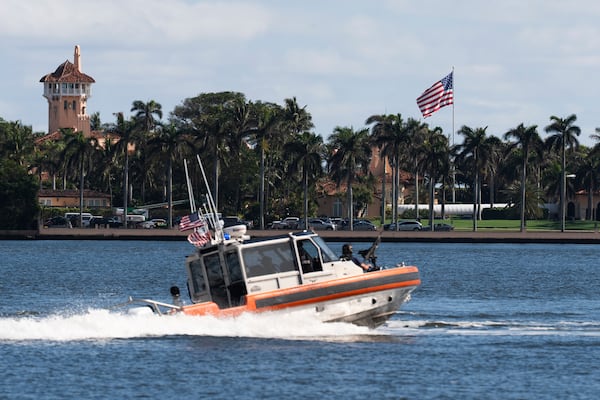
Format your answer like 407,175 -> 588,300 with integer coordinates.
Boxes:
343,220 -> 377,231
297,218 -> 336,231
268,220 -> 283,229
140,219 -> 167,229
422,223 -> 454,231
223,216 -> 253,229
88,216 -> 109,228
64,212 -> 93,227
330,217 -> 344,229
107,217 -> 123,228
43,216 -> 71,228
271,217 -> 300,229
384,220 -> 423,231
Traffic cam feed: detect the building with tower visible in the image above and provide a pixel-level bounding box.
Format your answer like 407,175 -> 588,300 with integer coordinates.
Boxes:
39,45 -> 95,137
36,46 -> 112,211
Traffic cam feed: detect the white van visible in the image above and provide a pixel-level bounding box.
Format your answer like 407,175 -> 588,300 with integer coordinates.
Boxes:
64,212 -> 93,227
125,214 -> 146,223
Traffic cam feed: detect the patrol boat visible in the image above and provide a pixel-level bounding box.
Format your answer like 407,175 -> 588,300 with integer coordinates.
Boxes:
121,226 -> 420,328
117,157 -> 420,328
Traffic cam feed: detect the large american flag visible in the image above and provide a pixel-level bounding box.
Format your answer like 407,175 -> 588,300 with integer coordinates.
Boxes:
178,212 -> 206,231
416,72 -> 453,118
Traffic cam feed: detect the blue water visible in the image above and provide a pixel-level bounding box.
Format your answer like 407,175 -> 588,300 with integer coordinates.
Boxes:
1,240 -> 599,399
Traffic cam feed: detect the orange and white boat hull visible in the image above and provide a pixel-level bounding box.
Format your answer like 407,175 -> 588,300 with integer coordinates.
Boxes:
182,266 -> 420,328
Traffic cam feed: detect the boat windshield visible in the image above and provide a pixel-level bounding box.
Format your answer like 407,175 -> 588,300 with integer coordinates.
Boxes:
312,236 -> 338,262
242,241 -> 297,278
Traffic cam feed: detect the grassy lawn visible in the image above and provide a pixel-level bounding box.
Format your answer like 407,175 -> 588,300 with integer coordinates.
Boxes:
442,218 -> 599,232
376,218 -> 600,232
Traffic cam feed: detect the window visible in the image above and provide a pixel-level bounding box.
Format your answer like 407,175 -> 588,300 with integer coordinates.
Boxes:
297,240 -> 322,273
333,199 -> 343,217
242,241 -> 296,278
87,199 -> 105,207
312,236 -> 338,262
189,258 -> 207,293
225,252 -> 244,282
205,254 -> 225,288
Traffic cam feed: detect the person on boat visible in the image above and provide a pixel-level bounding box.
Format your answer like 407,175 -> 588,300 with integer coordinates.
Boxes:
341,244 -> 372,272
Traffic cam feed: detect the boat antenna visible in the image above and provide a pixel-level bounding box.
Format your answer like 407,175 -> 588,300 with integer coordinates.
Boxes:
200,202 -> 217,231
183,159 -> 196,213
196,155 -> 224,241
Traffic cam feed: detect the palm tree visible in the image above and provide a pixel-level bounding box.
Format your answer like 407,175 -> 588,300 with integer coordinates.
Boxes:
283,132 -> 324,227
94,135 -> 117,207
589,131 -> 600,220
131,100 -> 163,135
544,114 -> 581,231
225,97 -> 256,210
328,126 -> 372,230
573,146 -> 600,221
504,123 -> 543,231
481,136 -> 506,208
366,114 -> 397,225
249,102 -> 283,229
90,112 -> 102,131
417,126 -> 449,228
146,121 -> 195,228
404,118 -> 428,220
173,92 -> 248,211
60,129 -> 99,227
502,181 -> 546,220
106,112 -> 135,227
282,97 -> 314,136
1,120 -> 34,167
366,113 -> 407,228
455,125 -> 488,231
31,138 -> 63,190
131,100 -> 163,203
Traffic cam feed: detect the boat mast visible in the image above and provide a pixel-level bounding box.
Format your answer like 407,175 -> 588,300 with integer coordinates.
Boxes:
196,155 -> 225,242
183,159 -> 196,213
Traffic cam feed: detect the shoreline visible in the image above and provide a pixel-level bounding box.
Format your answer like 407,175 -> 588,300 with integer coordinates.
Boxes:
2,228 -> 600,244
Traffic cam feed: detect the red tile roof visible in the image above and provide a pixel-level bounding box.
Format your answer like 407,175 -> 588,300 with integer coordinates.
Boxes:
39,60 -> 95,83
39,189 -> 110,199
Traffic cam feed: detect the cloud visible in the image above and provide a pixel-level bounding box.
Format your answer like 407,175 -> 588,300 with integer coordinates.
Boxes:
2,0 -> 600,145
0,0 -> 271,45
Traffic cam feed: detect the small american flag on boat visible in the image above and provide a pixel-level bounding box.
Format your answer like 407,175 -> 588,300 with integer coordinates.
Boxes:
187,225 -> 211,247
179,212 -> 206,231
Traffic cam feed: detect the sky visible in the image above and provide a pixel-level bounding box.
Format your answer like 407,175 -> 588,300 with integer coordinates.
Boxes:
2,0 -> 600,146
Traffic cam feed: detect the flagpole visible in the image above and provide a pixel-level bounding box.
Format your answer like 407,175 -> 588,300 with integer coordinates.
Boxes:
451,66 -> 456,204
416,70 -> 455,204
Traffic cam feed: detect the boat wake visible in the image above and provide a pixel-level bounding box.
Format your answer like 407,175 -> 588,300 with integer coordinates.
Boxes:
0,308 -> 377,342
383,315 -> 600,337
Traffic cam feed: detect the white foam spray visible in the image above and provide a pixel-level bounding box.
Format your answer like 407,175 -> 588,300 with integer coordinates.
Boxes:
0,308 -> 373,342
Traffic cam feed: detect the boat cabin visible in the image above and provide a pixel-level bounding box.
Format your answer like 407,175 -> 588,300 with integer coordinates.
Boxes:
184,231 -> 359,310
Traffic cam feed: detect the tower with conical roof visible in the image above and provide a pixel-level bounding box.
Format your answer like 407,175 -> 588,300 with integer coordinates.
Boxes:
40,45 -> 95,136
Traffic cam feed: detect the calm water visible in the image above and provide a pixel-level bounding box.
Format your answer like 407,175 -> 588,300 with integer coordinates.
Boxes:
1,239 -> 599,399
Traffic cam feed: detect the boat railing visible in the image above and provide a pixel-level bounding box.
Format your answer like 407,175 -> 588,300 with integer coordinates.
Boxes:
110,296 -> 182,316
